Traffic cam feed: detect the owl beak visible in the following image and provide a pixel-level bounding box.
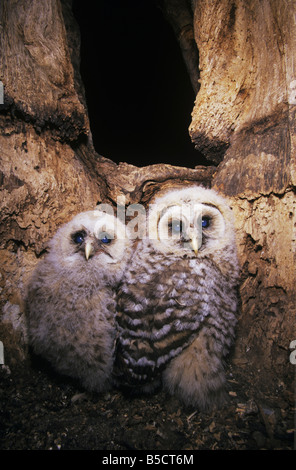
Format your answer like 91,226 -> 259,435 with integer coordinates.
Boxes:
85,241 -> 94,260
190,236 -> 200,255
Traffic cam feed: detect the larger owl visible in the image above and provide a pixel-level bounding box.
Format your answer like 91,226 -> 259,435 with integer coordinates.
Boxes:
114,186 -> 240,409
26,210 -> 131,393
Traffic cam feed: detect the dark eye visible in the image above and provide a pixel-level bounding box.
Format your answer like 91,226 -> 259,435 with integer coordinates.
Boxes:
99,232 -> 112,244
72,230 -> 86,244
202,216 -> 211,229
170,219 -> 183,235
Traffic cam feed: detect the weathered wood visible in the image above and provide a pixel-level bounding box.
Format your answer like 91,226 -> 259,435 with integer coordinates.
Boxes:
0,0 -> 216,363
96,158 -> 215,206
0,0 -> 294,393
0,0 -> 88,141
190,0 -> 296,171
0,0 -> 104,361
187,0 -> 296,378
157,0 -> 200,94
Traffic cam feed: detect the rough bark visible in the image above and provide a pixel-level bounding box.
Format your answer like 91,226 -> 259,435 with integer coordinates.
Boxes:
190,0 -> 296,167
0,0 -> 108,361
96,157 -> 215,206
189,0 -> 296,384
0,0 -> 215,364
0,0 -> 294,402
157,0 -> 200,94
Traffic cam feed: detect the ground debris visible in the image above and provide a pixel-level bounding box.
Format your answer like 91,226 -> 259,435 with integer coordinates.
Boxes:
235,399 -> 258,417
0,359 -> 294,450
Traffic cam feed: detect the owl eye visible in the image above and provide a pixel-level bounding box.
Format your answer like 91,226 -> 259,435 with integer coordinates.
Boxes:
99,232 -> 112,244
169,219 -> 183,235
202,216 -> 211,229
72,230 -> 86,244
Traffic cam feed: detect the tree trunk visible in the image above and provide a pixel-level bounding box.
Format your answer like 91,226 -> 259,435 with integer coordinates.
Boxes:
189,0 -> 296,389
0,0 -> 295,451
0,0 -> 294,413
0,0 -> 105,361
0,0 -> 214,364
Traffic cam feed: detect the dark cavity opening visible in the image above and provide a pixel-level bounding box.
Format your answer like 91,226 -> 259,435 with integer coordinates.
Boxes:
73,0 -> 208,168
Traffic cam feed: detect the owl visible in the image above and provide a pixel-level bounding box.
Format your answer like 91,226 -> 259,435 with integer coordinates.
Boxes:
26,210 -> 132,393
114,186 -> 240,409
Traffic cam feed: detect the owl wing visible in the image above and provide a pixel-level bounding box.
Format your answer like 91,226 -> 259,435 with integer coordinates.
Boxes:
162,326 -> 229,410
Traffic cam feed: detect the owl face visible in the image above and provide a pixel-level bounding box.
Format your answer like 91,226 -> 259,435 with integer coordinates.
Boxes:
49,210 -> 131,277
148,186 -> 235,258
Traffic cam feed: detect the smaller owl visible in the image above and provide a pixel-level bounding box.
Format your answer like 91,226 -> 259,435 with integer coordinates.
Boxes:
26,210 -> 131,392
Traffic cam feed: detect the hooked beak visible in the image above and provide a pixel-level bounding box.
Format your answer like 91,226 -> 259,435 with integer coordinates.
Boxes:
85,241 -> 94,260
190,235 -> 200,255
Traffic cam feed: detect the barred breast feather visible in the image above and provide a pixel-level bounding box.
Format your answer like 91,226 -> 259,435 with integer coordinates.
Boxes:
114,239 -> 237,395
